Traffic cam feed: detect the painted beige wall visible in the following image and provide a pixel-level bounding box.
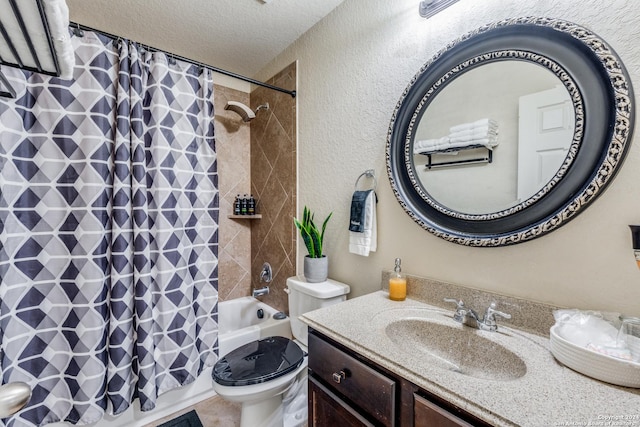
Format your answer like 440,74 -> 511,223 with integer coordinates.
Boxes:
255,0 -> 640,315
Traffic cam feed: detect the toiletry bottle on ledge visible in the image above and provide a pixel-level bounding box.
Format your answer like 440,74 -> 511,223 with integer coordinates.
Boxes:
248,195 -> 256,215
241,194 -> 248,215
389,258 -> 406,301
234,194 -> 241,215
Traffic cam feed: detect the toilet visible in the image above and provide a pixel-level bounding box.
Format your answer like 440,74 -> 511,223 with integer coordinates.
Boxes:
212,276 -> 350,427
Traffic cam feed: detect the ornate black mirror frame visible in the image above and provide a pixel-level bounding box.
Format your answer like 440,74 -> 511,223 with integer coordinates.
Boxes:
386,17 -> 634,247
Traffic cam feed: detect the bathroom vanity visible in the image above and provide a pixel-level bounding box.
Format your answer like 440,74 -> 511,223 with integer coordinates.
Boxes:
308,329 -> 488,426
301,276 -> 640,427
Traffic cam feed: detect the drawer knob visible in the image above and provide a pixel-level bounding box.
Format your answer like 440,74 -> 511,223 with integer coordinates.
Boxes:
332,370 -> 346,384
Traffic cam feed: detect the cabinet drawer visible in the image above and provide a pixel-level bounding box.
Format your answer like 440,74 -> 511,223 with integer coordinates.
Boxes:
308,333 -> 396,426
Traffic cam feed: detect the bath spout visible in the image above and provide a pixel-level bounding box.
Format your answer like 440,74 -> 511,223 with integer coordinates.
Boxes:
253,286 -> 270,298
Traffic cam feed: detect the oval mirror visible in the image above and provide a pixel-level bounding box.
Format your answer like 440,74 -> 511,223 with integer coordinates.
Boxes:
386,17 -> 634,246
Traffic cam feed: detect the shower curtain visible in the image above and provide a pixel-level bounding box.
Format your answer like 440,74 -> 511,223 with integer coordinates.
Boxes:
0,31 -> 219,426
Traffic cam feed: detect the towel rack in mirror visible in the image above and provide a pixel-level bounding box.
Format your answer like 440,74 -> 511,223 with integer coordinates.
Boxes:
417,145 -> 493,170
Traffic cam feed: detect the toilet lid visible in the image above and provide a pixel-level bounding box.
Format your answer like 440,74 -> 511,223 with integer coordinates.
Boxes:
212,336 -> 305,386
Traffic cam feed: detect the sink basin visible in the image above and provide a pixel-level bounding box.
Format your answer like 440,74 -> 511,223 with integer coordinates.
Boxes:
385,318 -> 527,381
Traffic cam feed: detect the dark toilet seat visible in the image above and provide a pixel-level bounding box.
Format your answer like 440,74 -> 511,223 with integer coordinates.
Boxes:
212,336 -> 305,386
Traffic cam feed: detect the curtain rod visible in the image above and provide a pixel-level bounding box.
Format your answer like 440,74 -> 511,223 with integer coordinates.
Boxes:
70,22 -> 296,98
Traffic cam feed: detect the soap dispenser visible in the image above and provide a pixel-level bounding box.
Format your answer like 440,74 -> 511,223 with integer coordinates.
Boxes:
389,258 -> 407,301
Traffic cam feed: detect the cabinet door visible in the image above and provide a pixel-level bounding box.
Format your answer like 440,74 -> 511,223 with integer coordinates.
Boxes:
308,332 -> 396,425
309,376 -> 374,427
414,394 -> 475,427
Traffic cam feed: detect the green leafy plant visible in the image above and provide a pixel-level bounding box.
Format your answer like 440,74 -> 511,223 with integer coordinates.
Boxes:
294,206 -> 332,258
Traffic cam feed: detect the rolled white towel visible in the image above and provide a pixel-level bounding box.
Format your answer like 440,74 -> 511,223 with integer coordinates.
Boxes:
414,136 -> 451,153
449,119 -> 498,133
449,135 -> 499,146
449,127 -> 498,140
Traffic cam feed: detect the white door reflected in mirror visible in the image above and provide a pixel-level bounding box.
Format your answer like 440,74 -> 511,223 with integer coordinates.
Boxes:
517,86 -> 574,202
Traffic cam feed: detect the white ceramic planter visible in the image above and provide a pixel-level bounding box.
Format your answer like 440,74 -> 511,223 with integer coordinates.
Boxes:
304,256 -> 328,283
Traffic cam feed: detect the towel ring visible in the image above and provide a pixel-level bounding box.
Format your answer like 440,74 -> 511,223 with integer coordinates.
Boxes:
355,169 -> 377,191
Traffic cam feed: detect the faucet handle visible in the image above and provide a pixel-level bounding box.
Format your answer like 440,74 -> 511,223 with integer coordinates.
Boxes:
444,298 -> 464,307
444,298 -> 466,322
483,302 -> 511,331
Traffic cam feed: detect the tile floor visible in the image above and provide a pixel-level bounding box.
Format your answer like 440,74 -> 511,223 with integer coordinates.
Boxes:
145,395 -> 241,427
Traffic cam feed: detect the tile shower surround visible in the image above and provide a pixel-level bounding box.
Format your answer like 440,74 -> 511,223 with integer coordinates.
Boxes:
214,62 -> 297,311
214,85 -> 252,302
250,63 -> 297,314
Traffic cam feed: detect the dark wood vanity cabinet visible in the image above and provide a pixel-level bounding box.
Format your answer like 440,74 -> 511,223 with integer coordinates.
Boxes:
413,394 -> 475,427
308,329 -> 492,427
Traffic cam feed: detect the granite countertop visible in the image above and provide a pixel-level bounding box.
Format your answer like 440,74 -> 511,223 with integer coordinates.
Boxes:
301,291 -> 640,427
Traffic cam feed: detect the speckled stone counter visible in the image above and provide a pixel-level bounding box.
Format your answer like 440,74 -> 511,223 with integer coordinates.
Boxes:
301,286 -> 640,427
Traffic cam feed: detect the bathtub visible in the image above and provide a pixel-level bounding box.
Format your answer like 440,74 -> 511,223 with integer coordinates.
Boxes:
218,296 -> 292,357
80,297 -> 291,427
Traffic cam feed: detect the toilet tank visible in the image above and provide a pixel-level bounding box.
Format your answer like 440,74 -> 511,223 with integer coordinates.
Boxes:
286,276 -> 350,347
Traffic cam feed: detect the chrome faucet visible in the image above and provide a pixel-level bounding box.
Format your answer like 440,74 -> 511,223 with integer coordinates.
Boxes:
444,298 -> 511,332
260,262 -> 272,283
253,286 -> 270,298
253,262 -> 272,298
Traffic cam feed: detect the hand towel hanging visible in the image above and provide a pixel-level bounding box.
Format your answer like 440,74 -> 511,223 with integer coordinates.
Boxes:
349,189 -> 377,256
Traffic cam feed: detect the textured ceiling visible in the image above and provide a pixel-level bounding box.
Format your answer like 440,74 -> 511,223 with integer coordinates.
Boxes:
66,0 -> 345,78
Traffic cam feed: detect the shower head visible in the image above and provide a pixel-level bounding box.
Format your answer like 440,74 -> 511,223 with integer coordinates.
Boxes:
225,101 -> 255,122
224,101 -> 270,122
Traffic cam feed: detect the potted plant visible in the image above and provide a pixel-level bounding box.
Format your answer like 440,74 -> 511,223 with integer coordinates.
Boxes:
294,206 -> 332,283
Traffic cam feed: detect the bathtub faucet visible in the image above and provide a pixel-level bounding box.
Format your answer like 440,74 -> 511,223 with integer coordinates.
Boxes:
253,286 -> 270,298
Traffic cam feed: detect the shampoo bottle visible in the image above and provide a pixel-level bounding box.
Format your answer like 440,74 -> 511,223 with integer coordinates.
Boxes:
248,195 -> 256,215
389,258 -> 407,301
234,194 -> 241,215
241,194 -> 248,215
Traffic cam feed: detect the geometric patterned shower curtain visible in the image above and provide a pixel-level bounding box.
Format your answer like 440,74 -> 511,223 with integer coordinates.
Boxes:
0,31 -> 219,427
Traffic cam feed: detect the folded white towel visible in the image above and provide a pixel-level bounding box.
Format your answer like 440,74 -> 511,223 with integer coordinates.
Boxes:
448,127 -> 498,140
448,137 -> 499,148
0,0 -> 74,79
449,133 -> 499,145
415,137 -> 498,153
449,119 -> 498,133
419,138 -> 498,153
349,191 -> 376,256
413,136 -> 451,154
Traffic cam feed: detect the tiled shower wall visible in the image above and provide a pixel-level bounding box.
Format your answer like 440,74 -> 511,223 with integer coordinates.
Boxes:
250,62 -> 297,313
214,85 -> 252,301
215,63 -> 297,310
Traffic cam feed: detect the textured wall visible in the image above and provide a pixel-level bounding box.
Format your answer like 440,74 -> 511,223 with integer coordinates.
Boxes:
250,63 -> 298,314
255,0 -> 640,315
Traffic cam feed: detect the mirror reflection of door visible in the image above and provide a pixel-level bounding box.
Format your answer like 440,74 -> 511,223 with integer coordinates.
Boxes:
517,86 -> 575,202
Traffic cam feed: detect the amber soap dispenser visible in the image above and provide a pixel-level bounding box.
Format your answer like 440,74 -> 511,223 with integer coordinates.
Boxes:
389,258 -> 407,301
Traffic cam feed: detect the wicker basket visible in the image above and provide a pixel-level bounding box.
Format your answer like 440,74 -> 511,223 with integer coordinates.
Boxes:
550,325 -> 640,388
